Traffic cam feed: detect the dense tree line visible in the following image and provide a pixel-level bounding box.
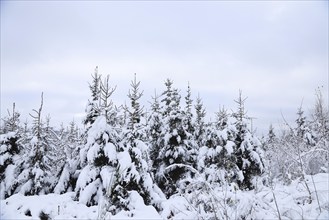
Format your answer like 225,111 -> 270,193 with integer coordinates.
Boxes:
1,68 -> 328,217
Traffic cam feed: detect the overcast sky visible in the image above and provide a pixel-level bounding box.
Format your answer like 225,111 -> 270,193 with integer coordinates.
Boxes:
1,1 -> 328,134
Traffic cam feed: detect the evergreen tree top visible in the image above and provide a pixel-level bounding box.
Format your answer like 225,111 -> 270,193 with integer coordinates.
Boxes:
161,79 -> 181,116
126,73 -> 144,131
89,66 -> 101,102
1,103 -> 20,134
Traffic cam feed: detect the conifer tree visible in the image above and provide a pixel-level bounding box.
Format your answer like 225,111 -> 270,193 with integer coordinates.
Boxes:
0,103 -> 23,199
1,103 -> 20,134
216,106 -> 229,130
66,120 -> 81,156
147,91 -> 163,175
13,93 -> 58,195
108,74 -> 163,214
54,119 -> 80,194
311,88 -> 329,141
296,104 -> 308,140
184,83 -> 194,134
83,66 -> 101,128
194,94 -> 206,147
183,83 -> 199,169
75,74 -> 121,206
125,73 -> 144,134
267,124 -> 276,144
76,73 -> 164,213
100,75 -> 117,125
232,91 -> 264,190
293,103 -> 316,149
308,89 -> 329,174
197,105 -> 237,186
155,79 -> 193,197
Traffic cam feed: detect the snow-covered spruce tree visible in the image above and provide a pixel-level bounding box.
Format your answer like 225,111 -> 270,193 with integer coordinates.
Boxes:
14,93 -> 58,195
83,66 -> 102,128
147,91 -> 163,176
194,94 -> 206,148
311,88 -> 329,141
0,103 -> 23,199
267,124 -> 276,144
66,119 -> 81,158
1,103 -> 20,134
54,119 -> 81,194
182,83 -> 199,169
308,89 -> 329,174
197,105 -> 238,186
155,79 -> 194,197
43,115 -> 68,192
100,75 -> 117,126
108,74 -> 164,214
231,91 -> 264,190
184,83 -> 194,135
215,105 -> 230,131
184,105 -> 240,219
125,73 -> 144,134
296,104 -> 315,147
57,68 -> 106,196
75,74 -> 121,206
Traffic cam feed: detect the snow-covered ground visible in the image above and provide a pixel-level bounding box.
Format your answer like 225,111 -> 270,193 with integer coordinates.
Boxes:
1,173 -> 328,219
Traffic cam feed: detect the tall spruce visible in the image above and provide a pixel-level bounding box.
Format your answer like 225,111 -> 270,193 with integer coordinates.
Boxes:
109,74 -> 163,214
183,83 -> 198,169
155,79 -> 193,197
148,91 -> 163,175
75,74 -> 121,206
232,91 -> 264,190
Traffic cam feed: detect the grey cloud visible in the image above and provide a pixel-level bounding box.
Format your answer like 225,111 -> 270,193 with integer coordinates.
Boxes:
1,1 -> 327,133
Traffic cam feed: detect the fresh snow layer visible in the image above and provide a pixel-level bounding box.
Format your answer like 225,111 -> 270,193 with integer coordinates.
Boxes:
1,173 -> 328,219
0,193 -> 98,220
1,191 -> 161,220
